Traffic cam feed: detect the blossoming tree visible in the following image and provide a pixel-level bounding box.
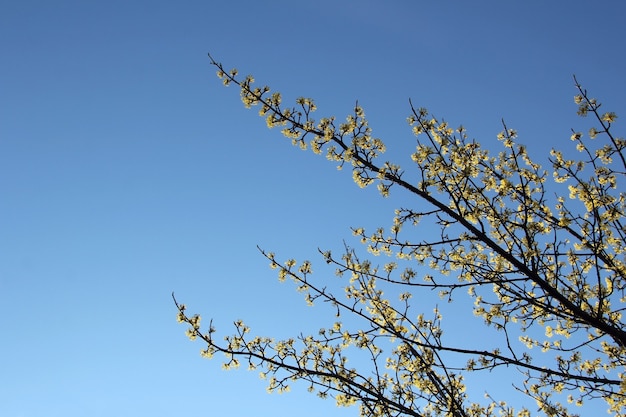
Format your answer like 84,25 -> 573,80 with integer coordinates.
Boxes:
175,54 -> 625,417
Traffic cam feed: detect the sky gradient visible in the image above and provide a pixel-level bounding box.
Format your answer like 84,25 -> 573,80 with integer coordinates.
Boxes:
2,1 -> 626,416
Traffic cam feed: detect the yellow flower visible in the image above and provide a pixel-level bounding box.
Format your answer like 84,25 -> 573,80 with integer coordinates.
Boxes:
602,112 -> 618,123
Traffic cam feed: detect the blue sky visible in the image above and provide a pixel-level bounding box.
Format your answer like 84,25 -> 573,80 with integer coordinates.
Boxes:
1,1 -> 625,416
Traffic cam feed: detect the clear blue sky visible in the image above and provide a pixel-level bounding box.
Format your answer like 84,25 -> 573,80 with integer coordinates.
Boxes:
1,1 -> 625,416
